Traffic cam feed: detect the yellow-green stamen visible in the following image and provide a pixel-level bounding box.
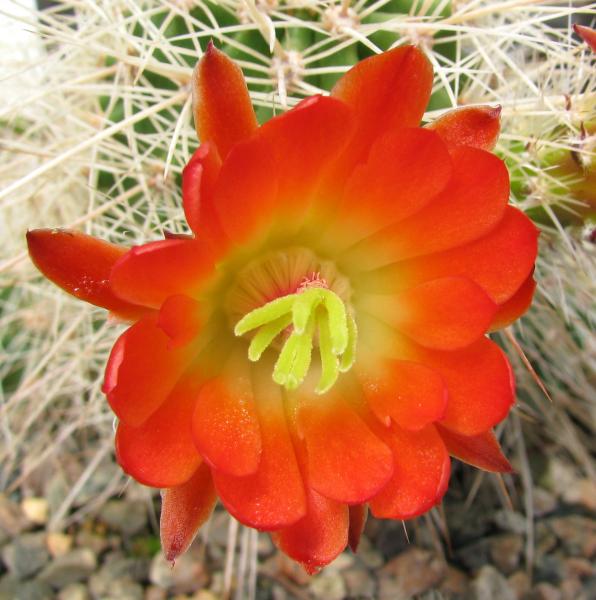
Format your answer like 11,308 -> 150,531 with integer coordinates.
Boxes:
234,287 -> 357,394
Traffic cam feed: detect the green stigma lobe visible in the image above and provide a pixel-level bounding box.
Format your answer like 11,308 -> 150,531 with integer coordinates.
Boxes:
235,287 -> 357,394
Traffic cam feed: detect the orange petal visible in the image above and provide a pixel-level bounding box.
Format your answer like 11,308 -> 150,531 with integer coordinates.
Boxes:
340,128 -> 452,239
181,142 -> 225,249
427,105 -> 501,152
213,386 -> 306,530
332,45 -> 432,159
380,206 -> 538,304
436,425 -> 512,473
26,229 -> 145,319
258,95 -> 354,205
213,134 -> 279,244
575,24 -> 596,52
272,488 -> 348,574
391,277 -> 497,350
192,376 -> 262,477
103,315 -> 195,426
115,375 -> 203,487
408,337 -> 515,436
356,146 -> 509,265
359,360 -> 447,431
369,424 -> 450,520
160,463 -> 217,561
490,275 -> 536,331
157,294 -> 202,348
348,505 -> 368,553
299,399 -> 393,504
192,42 -> 257,158
110,238 -> 214,309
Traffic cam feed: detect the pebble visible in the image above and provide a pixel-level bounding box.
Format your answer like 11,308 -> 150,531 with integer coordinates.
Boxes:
439,566 -> 470,597
530,582 -> 562,600
57,583 -> 91,600
1,532 -> 50,579
343,565 -> 375,598
21,497 -> 49,525
0,494 -> 30,537
489,534 -> 524,574
37,548 -> 97,588
493,510 -> 527,535
309,571 -> 346,600
99,499 -> 149,537
508,571 -> 531,599
548,515 -> 596,558
470,565 -> 516,600
89,553 -> 149,596
0,578 -> 53,600
47,532 -> 74,558
149,550 -> 209,594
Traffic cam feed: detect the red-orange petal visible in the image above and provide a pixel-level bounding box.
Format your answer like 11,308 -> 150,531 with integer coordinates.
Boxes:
192,376 -> 262,477
115,375 -> 203,487
381,206 -> 538,304
258,95 -> 354,206
192,42 -> 257,158
181,141 -> 224,245
157,294 -> 202,348
103,315 -> 195,427
359,360 -> 447,431
213,404 -> 306,530
575,24 -> 596,52
332,45 -> 433,159
160,463 -> 217,561
340,128 -> 452,239
272,488 -> 348,574
298,399 -> 393,504
26,229 -> 145,319
490,275 -> 536,331
427,105 -> 501,152
348,505 -> 368,553
110,238 -> 214,309
357,145 -> 510,265
369,424 -> 450,520
392,277 -> 497,350
408,337 -> 515,436
213,133 -> 279,244
436,425 -> 513,473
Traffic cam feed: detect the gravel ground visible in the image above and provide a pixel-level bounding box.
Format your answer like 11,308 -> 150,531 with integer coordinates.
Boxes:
0,453 -> 594,600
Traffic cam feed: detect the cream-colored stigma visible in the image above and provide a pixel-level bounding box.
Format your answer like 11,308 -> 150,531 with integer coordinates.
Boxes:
234,285 -> 357,394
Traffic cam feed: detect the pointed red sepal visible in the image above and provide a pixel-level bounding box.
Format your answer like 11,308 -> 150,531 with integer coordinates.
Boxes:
427,105 -> 501,152
181,142 -> 225,249
26,229 -> 146,320
436,425 -> 513,473
348,505 -> 368,553
160,463 -> 217,562
271,488 -> 348,573
490,275 -> 536,331
192,41 -> 258,158
575,24 -> 596,52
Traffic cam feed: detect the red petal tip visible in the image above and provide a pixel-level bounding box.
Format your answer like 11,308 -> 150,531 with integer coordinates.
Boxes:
574,24 -> 596,52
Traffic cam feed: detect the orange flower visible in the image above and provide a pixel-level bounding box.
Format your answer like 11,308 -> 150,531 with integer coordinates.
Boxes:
27,43 -> 538,572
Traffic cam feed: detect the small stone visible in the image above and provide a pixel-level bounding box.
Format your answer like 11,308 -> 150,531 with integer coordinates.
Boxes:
535,522 -> 558,559
471,566 -> 516,600
1,532 -> 50,579
144,586 -> 167,600
489,534 -> 524,574
508,571 -> 531,599
455,538 -> 492,571
58,583 -> 91,600
548,515 -> 596,558
99,578 -> 144,600
530,582 -> 562,600
493,510 -> 527,535
560,578 -> 584,600
1,579 -> 53,600
309,571 -> 346,600
440,566 -> 470,597
74,530 -> 110,555
0,494 -> 30,536
357,536 -> 384,569
563,478 -> 596,511
37,548 -> 97,588
564,556 -> 594,579
533,488 -> 557,517
343,566 -> 375,598
99,500 -> 148,537
325,551 -> 354,572
21,498 -> 49,525
149,550 -> 208,593
47,532 -> 74,558
89,553 -> 149,595
380,547 -> 447,599
273,554 -> 311,586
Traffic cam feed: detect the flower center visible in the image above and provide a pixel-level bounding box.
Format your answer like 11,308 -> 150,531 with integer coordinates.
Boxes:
229,248 -> 357,394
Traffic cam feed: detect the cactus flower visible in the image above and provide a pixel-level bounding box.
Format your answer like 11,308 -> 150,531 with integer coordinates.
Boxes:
27,43 -> 538,572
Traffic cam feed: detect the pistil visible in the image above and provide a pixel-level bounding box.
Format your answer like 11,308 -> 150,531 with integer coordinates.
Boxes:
234,287 -> 357,394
